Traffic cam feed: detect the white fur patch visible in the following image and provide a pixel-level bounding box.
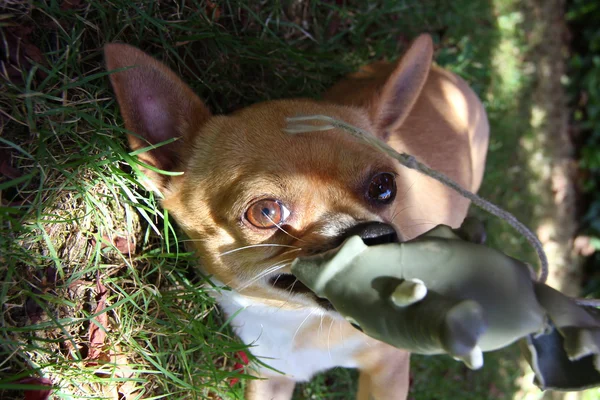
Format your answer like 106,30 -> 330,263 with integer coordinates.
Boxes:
210,281 -> 363,381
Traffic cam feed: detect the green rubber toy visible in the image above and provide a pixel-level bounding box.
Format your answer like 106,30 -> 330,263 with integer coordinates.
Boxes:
291,220 -> 600,391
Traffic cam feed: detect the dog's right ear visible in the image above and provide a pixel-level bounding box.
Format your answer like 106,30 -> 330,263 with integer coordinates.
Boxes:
104,43 -> 211,194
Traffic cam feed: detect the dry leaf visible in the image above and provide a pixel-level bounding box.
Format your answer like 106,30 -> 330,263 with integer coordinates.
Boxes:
19,377 -> 53,400
112,350 -> 138,399
87,278 -> 108,360
112,235 -> 135,255
205,0 -> 221,20
91,347 -> 138,399
95,234 -> 136,255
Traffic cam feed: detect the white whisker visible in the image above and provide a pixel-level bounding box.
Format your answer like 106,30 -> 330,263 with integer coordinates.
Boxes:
237,262 -> 291,291
327,318 -> 335,361
403,221 -> 437,227
262,212 -> 306,243
272,280 -> 306,313
390,205 -> 412,223
291,309 -> 316,344
271,274 -> 316,313
277,248 -> 303,258
220,243 -> 300,256
319,314 -> 325,337
234,259 -> 294,292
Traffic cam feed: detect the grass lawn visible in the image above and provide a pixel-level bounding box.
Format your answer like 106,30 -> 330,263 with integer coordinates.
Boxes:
0,0 -> 590,399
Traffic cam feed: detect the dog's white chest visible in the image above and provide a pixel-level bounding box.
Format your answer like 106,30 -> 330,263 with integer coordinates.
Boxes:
213,287 -> 362,381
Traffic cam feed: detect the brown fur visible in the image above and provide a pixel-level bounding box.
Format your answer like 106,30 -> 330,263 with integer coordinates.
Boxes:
105,34 -> 489,399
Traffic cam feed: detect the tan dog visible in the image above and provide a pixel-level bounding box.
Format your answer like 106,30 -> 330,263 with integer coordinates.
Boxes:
105,34 -> 489,399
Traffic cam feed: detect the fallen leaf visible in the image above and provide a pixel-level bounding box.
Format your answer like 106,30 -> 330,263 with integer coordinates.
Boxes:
87,277 -> 108,360
112,350 -> 138,398
205,0 -> 221,21
112,235 -> 135,255
95,234 -> 136,255
85,346 -> 138,399
19,377 -> 53,400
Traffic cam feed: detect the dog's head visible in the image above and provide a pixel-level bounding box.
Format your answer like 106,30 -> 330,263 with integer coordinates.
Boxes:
104,35 -> 433,310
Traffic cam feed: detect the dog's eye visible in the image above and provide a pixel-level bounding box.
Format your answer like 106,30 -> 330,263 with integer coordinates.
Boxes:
367,172 -> 397,204
246,199 -> 291,229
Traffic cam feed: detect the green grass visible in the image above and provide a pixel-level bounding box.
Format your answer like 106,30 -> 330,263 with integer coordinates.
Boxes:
0,0 -> 581,399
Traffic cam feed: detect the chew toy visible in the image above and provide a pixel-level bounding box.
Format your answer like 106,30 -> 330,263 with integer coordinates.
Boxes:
291,220 -> 600,391
285,115 -> 600,390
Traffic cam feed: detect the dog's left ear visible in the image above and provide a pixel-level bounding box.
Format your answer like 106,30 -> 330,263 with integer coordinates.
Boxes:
104,43 -> 212,195
370,34 -> 433,138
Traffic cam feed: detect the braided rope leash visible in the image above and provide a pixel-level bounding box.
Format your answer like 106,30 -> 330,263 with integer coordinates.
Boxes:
284,115 -> 549,284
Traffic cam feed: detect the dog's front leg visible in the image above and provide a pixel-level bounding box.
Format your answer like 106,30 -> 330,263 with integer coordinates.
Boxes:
356,346 -> 411,400
245,375 -> 296,400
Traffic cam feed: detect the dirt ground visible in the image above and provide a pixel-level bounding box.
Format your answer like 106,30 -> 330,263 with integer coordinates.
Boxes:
522,0 -> 581,297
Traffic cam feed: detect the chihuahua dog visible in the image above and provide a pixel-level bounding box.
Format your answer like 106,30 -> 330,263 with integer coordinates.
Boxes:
105,34 -> 489,399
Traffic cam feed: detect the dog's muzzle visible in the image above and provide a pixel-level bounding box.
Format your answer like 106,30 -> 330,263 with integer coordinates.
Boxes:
341,221 -> 400,245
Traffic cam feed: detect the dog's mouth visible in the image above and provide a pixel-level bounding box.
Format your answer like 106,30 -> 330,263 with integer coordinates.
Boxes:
266,222 -> 400,311
269,273 -> 334,310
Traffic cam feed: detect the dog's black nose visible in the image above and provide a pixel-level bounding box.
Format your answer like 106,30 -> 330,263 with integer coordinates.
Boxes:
343,222 -> 400,246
